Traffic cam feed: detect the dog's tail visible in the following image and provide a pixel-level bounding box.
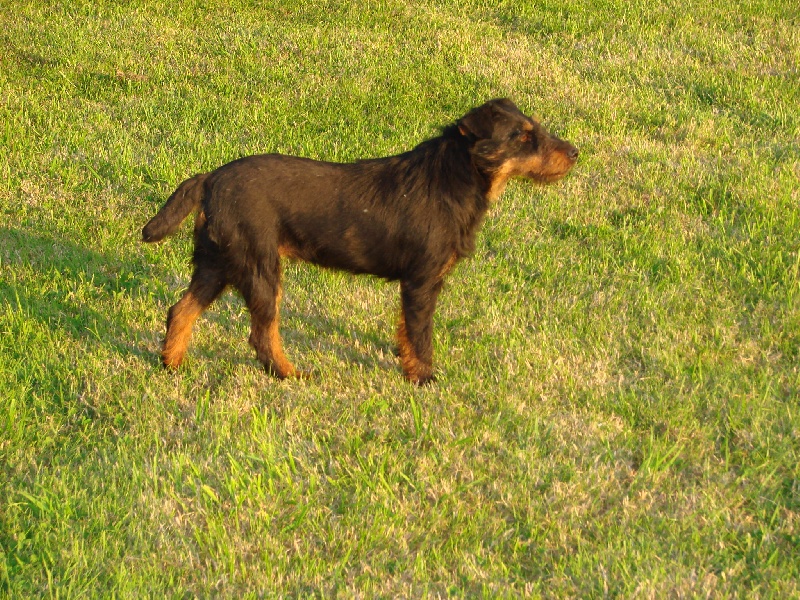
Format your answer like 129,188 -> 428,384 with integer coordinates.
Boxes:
142,173 -> 209,243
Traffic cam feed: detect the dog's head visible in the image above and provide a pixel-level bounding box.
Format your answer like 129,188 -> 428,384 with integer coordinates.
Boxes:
458,98 -> 578,198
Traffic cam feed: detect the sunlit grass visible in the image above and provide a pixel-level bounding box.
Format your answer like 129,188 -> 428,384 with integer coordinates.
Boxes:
1,0 -> 798,596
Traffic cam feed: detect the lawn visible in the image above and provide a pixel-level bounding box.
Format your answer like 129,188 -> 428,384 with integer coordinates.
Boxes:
1,0 -> 799,596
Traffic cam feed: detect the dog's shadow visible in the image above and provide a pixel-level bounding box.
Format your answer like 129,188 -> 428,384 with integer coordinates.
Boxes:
0,226 -> 157,355
283,309 -> 398,376
0,225 -> 170,409
208,283 -> 398,377
1,225 -> 397,384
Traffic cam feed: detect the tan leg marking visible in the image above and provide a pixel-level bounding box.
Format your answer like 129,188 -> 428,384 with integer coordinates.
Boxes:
397,314 -> 433,384
264,285 -> 303,379
162,291 -> 205,368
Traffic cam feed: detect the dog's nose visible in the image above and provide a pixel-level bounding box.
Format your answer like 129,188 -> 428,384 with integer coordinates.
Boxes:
567,146 -> 579,161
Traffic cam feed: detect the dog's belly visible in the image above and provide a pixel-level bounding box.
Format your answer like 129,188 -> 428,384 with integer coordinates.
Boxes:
278,214 -> 408,279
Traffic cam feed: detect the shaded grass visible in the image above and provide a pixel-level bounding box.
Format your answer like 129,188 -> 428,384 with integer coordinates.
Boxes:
1,0 -> 799,596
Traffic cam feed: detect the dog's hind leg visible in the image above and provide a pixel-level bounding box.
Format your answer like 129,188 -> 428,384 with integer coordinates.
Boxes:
397,279 -> 444,385
162,264 -> 227,368
237,255 -> 300,380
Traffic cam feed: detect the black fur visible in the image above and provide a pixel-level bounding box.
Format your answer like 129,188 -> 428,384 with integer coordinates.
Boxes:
142,98 -> 578,384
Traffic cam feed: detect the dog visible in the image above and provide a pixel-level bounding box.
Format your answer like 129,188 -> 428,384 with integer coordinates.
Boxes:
142,98 -> 578,384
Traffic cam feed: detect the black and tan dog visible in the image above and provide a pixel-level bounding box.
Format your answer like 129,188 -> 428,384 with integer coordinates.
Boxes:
142,98 -> 578,384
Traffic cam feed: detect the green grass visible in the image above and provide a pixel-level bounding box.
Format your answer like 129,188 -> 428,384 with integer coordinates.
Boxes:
1,0 -> 799,596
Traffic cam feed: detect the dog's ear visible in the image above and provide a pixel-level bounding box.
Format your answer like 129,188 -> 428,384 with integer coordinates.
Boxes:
457,98 -> 519,139
458,104 -> 494,139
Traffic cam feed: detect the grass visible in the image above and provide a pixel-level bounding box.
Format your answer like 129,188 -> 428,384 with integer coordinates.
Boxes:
1,0 -> 799,596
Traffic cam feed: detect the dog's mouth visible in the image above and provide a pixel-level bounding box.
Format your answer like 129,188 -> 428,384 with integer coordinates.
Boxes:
529,166 -> 575,183
528,145 -> 578,183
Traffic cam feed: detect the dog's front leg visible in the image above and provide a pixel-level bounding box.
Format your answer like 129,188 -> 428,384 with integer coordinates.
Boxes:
397,279 -> 443,385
